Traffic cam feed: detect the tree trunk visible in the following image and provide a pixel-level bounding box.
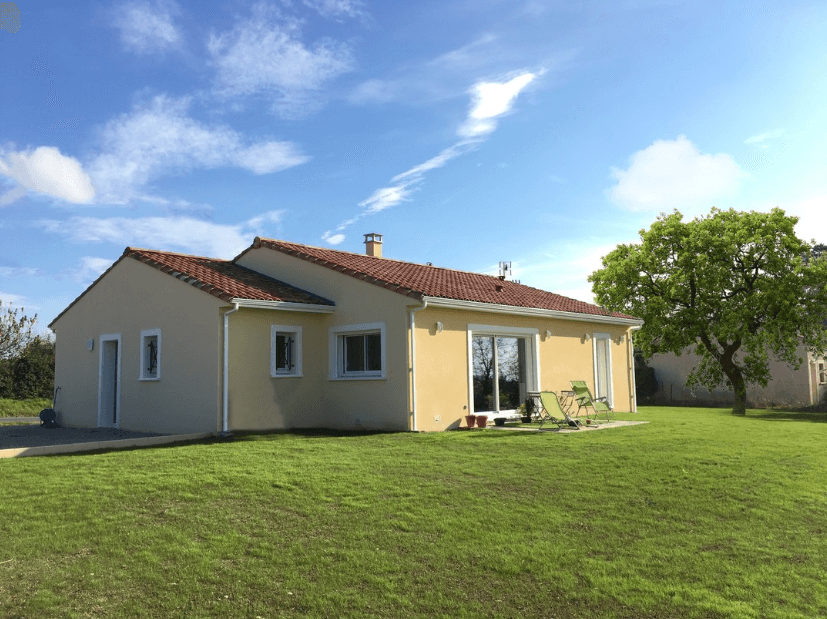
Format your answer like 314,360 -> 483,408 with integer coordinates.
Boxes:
729,371 -> 747,415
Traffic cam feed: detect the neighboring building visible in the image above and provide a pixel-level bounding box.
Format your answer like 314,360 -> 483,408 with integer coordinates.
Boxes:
647,347 -> 827,408
49,234 -> 643,434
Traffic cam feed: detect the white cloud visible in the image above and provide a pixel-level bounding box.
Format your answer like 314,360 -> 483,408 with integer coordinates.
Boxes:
0,146 -> 95,205
358,185 -> 414,213
458,71 -> 537,138
112,0 -> 182,55
207,2 -> 353,117
788,194 -> 827,243
608,135 -> 748,216
36,210 -> 285,259
88,95 -> 309,203
321,231 -> 345,245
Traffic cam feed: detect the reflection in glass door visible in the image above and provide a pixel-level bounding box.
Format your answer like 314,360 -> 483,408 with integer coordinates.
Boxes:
473,336 -> 527,414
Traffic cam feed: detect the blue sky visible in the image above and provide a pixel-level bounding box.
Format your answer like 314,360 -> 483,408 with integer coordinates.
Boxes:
2,0 -> 826,331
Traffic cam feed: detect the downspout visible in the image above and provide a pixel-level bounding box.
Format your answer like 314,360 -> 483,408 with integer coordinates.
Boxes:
222,302 -> 240,434
409,298 -> 428,432
630,325 -> 642,413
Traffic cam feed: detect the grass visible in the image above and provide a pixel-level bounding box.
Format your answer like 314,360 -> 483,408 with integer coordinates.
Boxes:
1,406 -> 826,618
0,397 -> 51,417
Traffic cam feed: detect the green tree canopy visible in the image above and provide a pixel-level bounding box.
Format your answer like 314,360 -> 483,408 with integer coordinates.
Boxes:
589,207 -> 827,414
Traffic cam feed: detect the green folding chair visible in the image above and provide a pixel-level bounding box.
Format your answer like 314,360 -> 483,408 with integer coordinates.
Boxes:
528,391 -> 582,430
570,380 -> 613,422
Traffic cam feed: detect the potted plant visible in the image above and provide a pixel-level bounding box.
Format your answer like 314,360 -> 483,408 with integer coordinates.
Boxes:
464,414 -> 477,428
475,414 -> 489,428
520,400 -> 533,424
493,417 -> 507,426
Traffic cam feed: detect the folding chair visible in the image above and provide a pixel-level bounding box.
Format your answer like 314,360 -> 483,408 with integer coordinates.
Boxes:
527,391 -> 582,430
570,380 -> 613,422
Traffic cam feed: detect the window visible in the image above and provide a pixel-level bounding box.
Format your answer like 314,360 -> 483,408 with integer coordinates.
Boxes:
329,323 -> 386,379
819,362 -> 826,385
271,325 -> 302,377
139,329 -> 161,380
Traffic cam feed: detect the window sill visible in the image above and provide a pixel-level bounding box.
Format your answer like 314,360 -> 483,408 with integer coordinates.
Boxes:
139,377 -> 160,382
271,373 -> 303,378
329,375 -> 386,381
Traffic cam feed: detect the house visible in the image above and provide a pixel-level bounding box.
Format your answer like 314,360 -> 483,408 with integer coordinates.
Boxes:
646,347 -> 827,408
48,234 -> 644,433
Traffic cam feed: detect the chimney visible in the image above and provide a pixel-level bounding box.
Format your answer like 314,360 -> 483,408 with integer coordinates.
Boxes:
364,232 -> 383,258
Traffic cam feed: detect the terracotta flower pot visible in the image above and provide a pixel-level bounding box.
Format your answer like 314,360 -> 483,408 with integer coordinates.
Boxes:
475,415 -> 488,428
465,415 -> 477,428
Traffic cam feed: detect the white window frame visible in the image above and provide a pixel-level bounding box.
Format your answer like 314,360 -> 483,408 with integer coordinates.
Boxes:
328,322 -> 386,380
592,332 -> 613,407
139,328 -> 161,381
466,324 -> 540,415
271,325 -> 303,377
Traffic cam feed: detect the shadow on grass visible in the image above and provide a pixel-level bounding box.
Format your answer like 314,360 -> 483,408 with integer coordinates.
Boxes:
744,410 -> 827,423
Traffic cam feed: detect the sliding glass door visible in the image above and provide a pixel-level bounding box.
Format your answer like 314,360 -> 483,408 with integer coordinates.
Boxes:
472,335 -> 528,414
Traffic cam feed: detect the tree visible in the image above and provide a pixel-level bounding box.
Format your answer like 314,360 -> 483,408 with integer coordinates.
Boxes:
0,301 -> 37,360
589,208 -> 827,415
11,337 -> 55,399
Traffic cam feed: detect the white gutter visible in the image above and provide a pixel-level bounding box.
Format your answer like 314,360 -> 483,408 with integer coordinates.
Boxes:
230,298 -> 335,313
630,324 -> 643,413
423,297 -> 644,327
222,302 -> 240,434
408,298 -> 429,432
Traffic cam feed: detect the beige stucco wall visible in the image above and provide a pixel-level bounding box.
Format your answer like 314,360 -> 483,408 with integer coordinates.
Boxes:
233,247 -> 415,431
412,306 -> 636,431
51,257 -> 224,434
649,344 -> 820,407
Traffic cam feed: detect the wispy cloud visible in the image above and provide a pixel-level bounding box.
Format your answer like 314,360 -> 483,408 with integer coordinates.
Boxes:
63,257 -> 114,286
112,0 -> 183,55
0,266 -> 44,278
207,2 -> 354,117
0,146 -> 95,205
744,129 -> 785,145
324,70 -> 539,244
0,292 -> 36,310
87,94 -> 309,204
302,0 -> 365,19
608,135 -> 749,216
36,210 -> 285,259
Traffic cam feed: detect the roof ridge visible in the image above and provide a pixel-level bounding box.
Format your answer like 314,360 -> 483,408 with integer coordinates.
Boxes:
126,247 -> 228,261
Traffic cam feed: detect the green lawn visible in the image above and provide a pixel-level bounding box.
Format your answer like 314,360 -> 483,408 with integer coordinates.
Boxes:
1,406 -> 826,618
0,397 -> 52,417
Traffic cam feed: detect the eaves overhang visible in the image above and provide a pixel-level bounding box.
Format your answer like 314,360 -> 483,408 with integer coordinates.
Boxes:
420,296 -> 644,327
229,298 -> 335,313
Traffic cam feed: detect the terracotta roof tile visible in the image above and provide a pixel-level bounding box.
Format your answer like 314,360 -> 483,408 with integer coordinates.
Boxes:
253,238 -> 638,321
125,248 -> 334,305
